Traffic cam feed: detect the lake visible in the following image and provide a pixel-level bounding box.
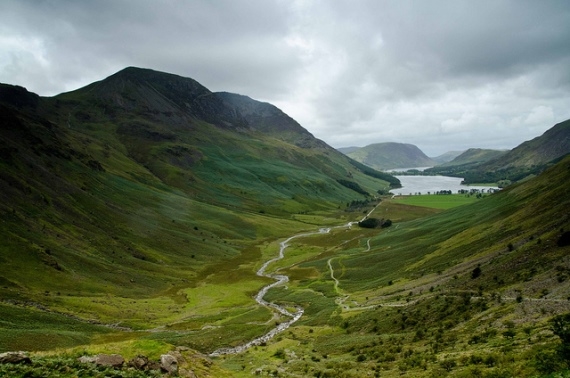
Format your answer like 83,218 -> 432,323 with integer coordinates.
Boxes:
390,175 -> 499,195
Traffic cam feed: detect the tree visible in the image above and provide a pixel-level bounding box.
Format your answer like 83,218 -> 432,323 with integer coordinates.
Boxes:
471,265 -> 482,279
552,313 -> 570,362
358,218 -> 379,228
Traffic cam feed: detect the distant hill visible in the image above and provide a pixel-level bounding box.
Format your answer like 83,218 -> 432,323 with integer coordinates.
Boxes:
344,142 -> 435,170
480,119 -> 570,170
426,119 -> 570,184
430,150 -> 464,164
437,148 -> 508,167
337,146 -> 360,155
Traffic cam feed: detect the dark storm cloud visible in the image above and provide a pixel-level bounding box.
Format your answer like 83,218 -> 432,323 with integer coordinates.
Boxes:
1,0 -> 569,155
0,0 -> 299,97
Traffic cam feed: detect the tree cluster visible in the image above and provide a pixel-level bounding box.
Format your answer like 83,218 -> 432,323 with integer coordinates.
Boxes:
337,179 -> 369,196
358,217 -> 392,229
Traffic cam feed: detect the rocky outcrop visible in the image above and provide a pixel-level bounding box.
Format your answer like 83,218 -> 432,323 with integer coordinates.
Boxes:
75,351 -> 191,375
0,351 -> 31,364
0,349 -> 208,377
78,354 -> 124,368
160,354 -> 178,374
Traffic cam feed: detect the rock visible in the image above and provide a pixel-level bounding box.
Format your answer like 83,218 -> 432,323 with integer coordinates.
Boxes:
147,360 -> 161,371
78,354 -> 124,368
94,354 -> 124,368
77,356 -> 96,364
179,368 -> 197,378
169,350 -> 185,364
160,354 -> 178,374
0,351 -> 31,364
128,355 -> 149,370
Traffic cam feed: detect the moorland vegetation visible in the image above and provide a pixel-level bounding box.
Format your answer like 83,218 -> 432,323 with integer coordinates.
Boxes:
0,68 -> 569,377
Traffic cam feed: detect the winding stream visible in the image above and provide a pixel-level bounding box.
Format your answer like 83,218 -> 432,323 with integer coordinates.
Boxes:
209,207 -> 377,357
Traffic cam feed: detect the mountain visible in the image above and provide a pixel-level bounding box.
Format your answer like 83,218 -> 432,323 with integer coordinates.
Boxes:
430,150 -> 464,164
43,67 -> 400,211
343,142 -> 435,170
480,119 -> 570,170
0,67 -> 400,350
336,146 -> 360,154
426,120 -> 570,184
215,92 -> 326,149
436,148 -> 508,167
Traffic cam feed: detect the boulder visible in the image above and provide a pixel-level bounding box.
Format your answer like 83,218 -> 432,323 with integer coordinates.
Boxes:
128,355 -> 149,370
94,354 -> 124,368
0,351 -> 31,364
78,354 -> 124,368
160,354 -> 178,374
77,356 -> 96,364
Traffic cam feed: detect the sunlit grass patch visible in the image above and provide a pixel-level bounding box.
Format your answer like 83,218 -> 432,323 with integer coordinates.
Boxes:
394,193 -> 479,209
50,294 -> 182,329
182,280 -> 266,317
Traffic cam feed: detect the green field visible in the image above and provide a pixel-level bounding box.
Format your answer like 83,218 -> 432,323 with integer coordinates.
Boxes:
393,193 -> 481,209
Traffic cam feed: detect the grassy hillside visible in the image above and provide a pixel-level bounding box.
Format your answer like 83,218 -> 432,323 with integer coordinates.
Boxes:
215,155 -> 570,377
1,69 -> 570,377
346,142 -> 435,170
0,69 -> 396,356
428,120 -> 570,185
431,150 -> 464,164
435,148 -> 508,168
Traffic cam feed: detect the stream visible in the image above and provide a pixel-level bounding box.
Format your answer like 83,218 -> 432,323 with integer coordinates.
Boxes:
209,207 -> 377,357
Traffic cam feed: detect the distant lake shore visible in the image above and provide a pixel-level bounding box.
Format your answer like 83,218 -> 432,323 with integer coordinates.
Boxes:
390,173 -> 499,196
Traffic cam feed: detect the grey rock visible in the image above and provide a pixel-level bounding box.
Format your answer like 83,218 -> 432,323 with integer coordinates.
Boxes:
0,351 -> 31,364
77,356 -> 96,364
160,354 -> 178,373
78,354 -> 124,368
94,354 -> 124,368
128,355 -> 149,370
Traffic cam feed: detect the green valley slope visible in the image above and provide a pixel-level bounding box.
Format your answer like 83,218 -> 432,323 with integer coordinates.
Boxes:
2,67 -> 570,377
215,155 -> 570,377
427,119 -> 570,184
0,68 -> 397,352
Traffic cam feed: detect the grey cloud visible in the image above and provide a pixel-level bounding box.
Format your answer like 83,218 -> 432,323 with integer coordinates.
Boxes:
1,0 -> 570,156
1,0 -> 300,96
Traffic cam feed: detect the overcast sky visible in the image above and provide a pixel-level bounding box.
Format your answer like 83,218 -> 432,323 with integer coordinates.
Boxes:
2,0 -> 569,156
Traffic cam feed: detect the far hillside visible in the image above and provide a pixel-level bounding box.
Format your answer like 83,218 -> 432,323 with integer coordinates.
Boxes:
336,146 -> 360,155
427,119 -> 570,184
436,148 -> 508,168
430,150 -> 464,164
342,142 -> 435,170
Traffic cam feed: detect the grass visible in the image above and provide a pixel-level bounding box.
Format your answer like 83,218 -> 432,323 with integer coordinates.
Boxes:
393,193 -> 481,209
2,82 -> 570,376
211,158 -> 570,376
0,303 -> 111,352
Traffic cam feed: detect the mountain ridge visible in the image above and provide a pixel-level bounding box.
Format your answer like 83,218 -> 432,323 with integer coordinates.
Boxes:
426,119 -> 570,183
343,142 -> 435,170
0,67 -> 399,314
437,148 -> 508,168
